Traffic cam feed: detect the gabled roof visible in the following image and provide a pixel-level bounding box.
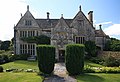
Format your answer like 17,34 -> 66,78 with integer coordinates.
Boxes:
15,6 -> 39,28
95,27 -> 107,37
71,9 -> 95,29
35,19 -> 73,29
54,16 -> 70,32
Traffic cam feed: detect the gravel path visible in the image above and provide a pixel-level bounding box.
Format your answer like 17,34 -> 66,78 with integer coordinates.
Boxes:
43,63 -> 77,82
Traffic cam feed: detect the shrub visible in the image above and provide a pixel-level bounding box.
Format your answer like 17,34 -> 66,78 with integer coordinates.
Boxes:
65,44 -> 85,75
2,55 -> 9,63
104,55 -> 120,67
90,57 -> 104,65
37,45 -> 55,74
0,66 -> 3,72
15,54 -> 29,60
85,41 -> 97,57
84,65 -> 95,73
84,65 -> 120,73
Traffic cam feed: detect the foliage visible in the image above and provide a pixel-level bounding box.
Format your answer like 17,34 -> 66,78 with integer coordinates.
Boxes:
65,44 -> 85,75
21,35 -> 50,45
84,65 -> 120,73
104,55 -> 120,67
89,57 -> 104,65
0,51 -> 15,64
15,54 -> 29,60
0,41 -> 11,51
97,51 -> 120,67
85,41 -> 97,57
0,66 -> 3,72
104,38 -> 120,51
37,45 -> 55,74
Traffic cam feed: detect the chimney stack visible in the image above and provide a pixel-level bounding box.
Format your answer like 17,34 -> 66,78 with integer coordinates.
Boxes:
47,12 -> 50,20
88,11 -> 93,25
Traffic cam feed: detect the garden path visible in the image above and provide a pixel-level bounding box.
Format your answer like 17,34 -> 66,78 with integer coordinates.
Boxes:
43,63 -> 77,82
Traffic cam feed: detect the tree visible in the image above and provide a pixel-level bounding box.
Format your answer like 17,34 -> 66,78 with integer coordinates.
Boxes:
0,41 -> 11,51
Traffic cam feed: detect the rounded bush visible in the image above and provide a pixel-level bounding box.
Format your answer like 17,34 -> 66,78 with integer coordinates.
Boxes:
65,44 -> 85,75
0,66 -> 3,72
37,45 -> 55,74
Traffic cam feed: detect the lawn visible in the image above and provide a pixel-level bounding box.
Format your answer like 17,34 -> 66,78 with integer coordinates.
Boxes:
78,60 -> 120,82
0,60 -> 43,82
1,60 -> 39,71
84,60 -> 103,67
77,73 -> 120,82
0,72 -> 43,82
1,60 -> 120,82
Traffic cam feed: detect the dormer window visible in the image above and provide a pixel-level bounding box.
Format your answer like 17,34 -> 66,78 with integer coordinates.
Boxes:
25,20 -> 32,26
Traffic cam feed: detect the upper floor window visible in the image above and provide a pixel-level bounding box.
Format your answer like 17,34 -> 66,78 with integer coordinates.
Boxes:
25,20 -> 32,26
75,36 -> 85,44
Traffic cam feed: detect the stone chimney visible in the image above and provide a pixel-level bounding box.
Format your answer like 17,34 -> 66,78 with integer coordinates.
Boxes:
47,12 -> 50,20
88,11 -> 93,25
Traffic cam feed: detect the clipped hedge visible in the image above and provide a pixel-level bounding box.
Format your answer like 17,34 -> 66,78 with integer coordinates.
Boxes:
65,44 -> 85,75
37,45 -> 55,74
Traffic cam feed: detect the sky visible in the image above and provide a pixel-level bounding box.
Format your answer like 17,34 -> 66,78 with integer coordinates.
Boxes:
0,0 -> 120,41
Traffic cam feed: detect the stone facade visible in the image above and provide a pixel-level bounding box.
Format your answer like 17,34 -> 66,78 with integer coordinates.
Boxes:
14,6 -> 109,60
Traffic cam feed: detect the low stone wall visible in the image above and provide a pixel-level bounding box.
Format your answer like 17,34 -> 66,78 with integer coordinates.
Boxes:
98,51 -> 120,59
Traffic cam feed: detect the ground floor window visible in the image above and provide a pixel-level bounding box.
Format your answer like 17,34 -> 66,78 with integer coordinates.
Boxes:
20,44 -> 35,56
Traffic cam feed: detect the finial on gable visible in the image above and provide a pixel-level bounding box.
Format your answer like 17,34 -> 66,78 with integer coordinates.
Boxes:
61,14 -> 63,18
99,24 -> 102,30
79,5 -> 82,11
27,5 -> 29,11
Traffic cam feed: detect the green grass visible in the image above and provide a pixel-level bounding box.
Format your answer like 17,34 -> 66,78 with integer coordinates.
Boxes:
1,60 -> 39,71
84,60 -> 103,67
0,72 -> 43,82
77,73 -> 120,82
0,60 -> 43,82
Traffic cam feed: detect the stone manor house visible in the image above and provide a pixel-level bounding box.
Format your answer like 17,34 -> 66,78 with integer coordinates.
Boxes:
14,6 -> 109,60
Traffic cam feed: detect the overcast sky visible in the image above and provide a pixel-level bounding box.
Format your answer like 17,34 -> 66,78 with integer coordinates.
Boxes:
0,0 -> 120,41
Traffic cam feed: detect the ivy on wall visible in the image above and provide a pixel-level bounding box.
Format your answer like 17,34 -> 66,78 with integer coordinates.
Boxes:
21,35 -> 50,45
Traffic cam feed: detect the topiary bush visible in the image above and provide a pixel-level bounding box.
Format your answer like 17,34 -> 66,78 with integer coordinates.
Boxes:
65,44 -> 85,75
37,45 -> 55,74
0,66 -> 3,72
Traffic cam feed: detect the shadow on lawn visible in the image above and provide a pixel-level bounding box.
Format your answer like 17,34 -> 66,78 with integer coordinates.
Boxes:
77,73 -> 105,82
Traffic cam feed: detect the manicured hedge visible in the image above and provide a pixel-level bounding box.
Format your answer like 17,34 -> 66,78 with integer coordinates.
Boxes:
36,45 -> 55,74
65,44 -> 85,75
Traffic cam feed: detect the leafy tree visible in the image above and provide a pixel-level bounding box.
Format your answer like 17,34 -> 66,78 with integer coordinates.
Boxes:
0,41 -> 11,51
105,38 -> 120,51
